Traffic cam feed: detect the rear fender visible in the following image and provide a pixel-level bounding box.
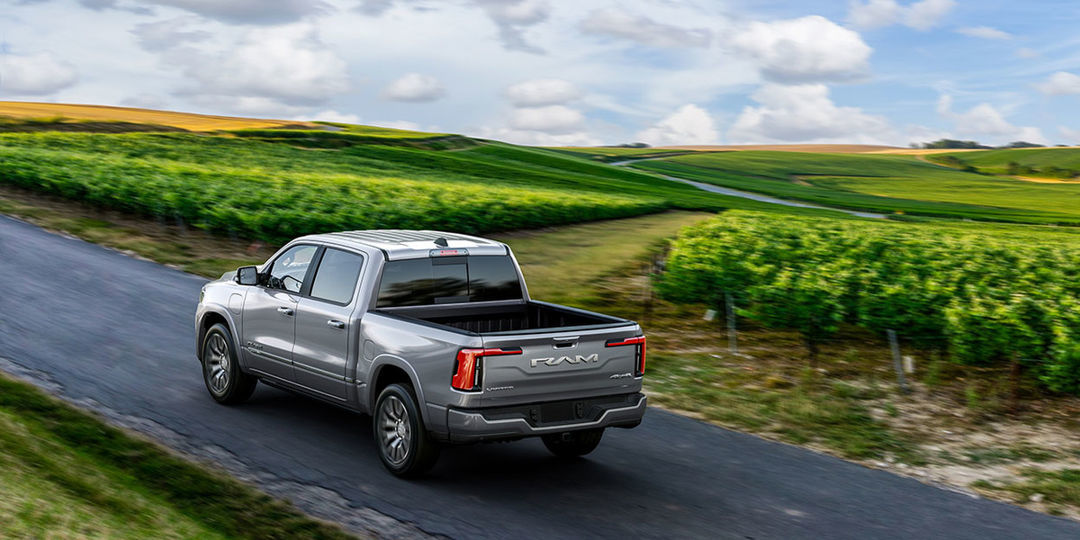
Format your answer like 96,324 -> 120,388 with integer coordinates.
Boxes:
367,355 -> 428,422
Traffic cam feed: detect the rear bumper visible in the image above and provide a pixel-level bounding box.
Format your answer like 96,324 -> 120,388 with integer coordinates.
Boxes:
445,393 -> 646,443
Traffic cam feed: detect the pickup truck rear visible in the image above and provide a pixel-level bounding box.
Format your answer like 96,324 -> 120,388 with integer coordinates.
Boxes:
195,230 -> 646,476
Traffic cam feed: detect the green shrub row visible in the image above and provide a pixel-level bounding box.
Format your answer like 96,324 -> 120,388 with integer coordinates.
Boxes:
657,212 -> 1080,393
0,144 -> 665,244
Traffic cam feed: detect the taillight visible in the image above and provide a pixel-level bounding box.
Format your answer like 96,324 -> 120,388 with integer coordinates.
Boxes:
452,348 -> 521,391
606,336 -> 646,376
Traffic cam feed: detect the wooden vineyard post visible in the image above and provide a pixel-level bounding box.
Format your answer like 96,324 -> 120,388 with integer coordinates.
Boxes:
887,329 -> 911,394
725,292 -> 738,354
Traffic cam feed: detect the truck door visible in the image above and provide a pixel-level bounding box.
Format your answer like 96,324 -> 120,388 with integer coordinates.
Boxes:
292,247 -> 365,401
241,244 -> 316,382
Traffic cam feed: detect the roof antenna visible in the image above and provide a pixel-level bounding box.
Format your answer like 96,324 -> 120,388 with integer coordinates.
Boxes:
434,237 -> 449,247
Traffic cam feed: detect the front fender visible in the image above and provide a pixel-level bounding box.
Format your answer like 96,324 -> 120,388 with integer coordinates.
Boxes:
195,304 -> 246,369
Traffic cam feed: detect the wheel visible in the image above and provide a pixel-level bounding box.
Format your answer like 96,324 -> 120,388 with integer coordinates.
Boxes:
373,383 -> 440,477
542,429 -> 604,458
201,323 -> 257,405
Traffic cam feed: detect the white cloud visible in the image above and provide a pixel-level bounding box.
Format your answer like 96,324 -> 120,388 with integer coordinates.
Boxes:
937,95 -> 1045,143
145,0 -> 329,25
636,104 -> 718,146
121,93 -> 168,109
847,0 -> 902,29
906,0 -> 955,30
308,110 -> 363,124
955,26 -> 1011,40
1016,47 -> 1039,59
382,73 -> 446,102
581,8 -> 710,48
848,0 -> 955,31
0,51 -> 78,95
176,23 -> 350,107
477,126 -> 601,146
473,0 -> 550,53
509,104 -> 583,133
1060,126 -> 1080,145
370,119 -> 426,131
1036,71 -> 1080,96
131,18 -> 212,52
504,78 -> 580,106
187,95 -> 312,116
730,16 -> 871,83
356,0 -> 394,16
728,84 -> 894,144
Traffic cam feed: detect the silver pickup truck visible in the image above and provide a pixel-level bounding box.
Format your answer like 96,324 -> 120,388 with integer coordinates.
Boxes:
195,230 -> 647,476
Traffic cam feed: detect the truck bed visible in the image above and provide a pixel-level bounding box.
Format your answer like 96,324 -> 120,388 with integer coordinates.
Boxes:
378,301 -> 627,335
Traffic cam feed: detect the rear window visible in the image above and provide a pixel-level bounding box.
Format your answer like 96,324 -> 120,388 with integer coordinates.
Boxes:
377,255 -> 523,307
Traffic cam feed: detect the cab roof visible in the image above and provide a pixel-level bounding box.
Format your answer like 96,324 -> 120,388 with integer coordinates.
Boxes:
296,230 -> 509,260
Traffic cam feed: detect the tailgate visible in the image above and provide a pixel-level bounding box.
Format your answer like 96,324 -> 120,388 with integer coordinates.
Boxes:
478,325 -> 643,406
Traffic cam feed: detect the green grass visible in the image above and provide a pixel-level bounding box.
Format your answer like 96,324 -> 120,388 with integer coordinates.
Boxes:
0,374 -> 354,539
312,121 -> 448,139
973,469 -> 1080,511
631,150 -> 1080,224
930,147 -> 1080,177
548,146 -> 697,162
646,353 -> 918,462
494,210 -> 713,306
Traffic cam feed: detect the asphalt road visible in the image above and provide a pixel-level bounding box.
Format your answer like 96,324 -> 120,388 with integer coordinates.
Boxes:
2,213 -> 1077,539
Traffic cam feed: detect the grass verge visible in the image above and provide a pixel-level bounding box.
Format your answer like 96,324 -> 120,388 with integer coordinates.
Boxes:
645,352 -> 920,462
973,469 -> 1080,516
0,373 -> 355,539
493,210 -> 712,306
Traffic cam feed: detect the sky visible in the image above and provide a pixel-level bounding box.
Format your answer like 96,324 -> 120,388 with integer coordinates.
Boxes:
2,0 -> 1079,147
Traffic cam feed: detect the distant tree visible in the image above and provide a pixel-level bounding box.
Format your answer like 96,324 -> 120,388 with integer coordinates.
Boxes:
615,142 -> 651,148
1006,161 -> 1036,175
921,139 -> 991,149
1003,141 -> 1045,148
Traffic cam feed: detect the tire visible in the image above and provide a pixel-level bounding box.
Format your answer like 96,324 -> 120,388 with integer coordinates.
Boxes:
373,383 -> 440,477
201,323 -> 257,405
542,428 -> 604,458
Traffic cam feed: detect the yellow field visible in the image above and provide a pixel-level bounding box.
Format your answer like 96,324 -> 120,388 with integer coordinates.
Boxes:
0,101 -> 317,131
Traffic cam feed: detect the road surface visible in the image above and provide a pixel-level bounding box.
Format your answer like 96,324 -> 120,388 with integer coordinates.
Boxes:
1,214 -> 1075,539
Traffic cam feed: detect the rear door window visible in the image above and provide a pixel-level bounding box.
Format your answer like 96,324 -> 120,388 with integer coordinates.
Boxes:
377,255 -> 522,307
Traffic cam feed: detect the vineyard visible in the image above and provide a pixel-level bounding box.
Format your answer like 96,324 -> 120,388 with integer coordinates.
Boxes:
657,211 -> 1080,394
0,134 -> 671,244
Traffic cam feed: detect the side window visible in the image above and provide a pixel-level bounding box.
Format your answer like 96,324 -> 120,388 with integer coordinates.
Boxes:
309,248 -> 365,304
267,245 -> 317,293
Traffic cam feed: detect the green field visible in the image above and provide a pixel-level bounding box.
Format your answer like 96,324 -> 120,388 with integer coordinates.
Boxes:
627,150 -> 1080,224
548,146 -> 695,162
928,147 -> 1080,179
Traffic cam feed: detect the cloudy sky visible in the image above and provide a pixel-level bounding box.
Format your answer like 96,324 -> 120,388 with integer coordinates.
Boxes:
2,0 -> 1079,146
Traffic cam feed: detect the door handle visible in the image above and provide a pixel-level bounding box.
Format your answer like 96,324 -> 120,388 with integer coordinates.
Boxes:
277,306 -> 295,316
327,319 -> 346,329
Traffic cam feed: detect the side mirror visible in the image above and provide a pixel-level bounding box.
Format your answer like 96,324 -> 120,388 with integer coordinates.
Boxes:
235,266 -> 259,286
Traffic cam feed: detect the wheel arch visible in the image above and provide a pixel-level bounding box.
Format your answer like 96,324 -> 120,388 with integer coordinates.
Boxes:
197,308 -> 244,367
368,356 -> 427,422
